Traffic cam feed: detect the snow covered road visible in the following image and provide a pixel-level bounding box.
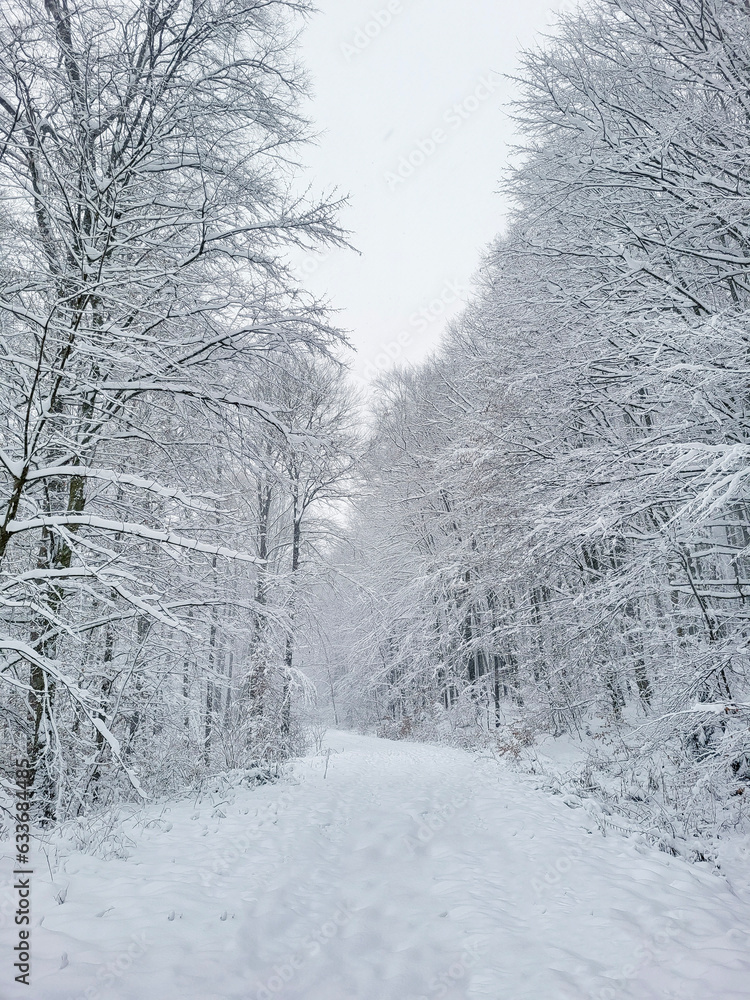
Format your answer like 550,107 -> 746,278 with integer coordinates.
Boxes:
7,731 -> 750,999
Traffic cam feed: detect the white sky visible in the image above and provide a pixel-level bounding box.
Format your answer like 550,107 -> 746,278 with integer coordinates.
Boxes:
292,0 -> 568,387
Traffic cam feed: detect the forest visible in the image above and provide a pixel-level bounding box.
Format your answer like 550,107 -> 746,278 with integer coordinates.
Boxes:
325,0 -> 750,851
1,0 -> 749,862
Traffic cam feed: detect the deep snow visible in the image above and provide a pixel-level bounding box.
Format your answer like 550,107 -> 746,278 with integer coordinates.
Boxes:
3,731 -> 750,999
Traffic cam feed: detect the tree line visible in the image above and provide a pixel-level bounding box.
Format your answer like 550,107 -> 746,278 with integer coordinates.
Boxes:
0,0 -> 356,823
327,0 -> 750,844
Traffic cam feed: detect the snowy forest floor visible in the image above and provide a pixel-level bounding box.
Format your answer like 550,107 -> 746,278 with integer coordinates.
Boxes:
5,731 -> 750,1000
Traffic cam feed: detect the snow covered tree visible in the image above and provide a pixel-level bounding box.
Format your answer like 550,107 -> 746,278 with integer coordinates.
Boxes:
330,0 -> 750,841
0,0 -> 347,819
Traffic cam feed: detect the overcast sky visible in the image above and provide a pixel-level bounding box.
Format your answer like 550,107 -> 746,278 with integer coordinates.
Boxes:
292,0 -> 567,387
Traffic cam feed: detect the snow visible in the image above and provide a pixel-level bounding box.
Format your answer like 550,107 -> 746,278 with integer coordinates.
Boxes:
4,516 -> 261,564
4,731 -> 750,999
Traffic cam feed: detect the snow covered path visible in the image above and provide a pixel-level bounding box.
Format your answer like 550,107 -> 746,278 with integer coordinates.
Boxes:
8,731 -> 750,1000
